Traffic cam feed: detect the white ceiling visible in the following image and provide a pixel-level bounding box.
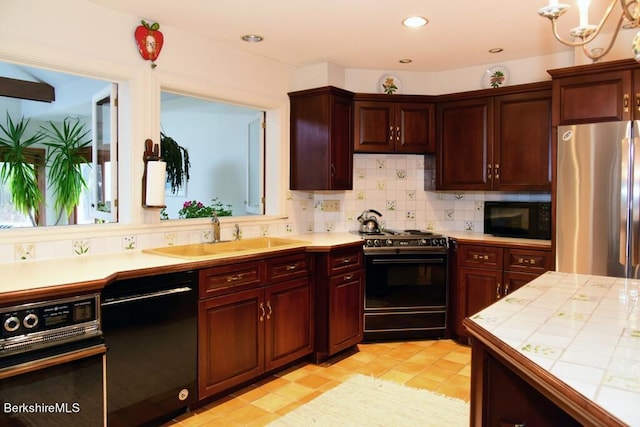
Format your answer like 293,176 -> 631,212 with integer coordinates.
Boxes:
84,0 -> 621,72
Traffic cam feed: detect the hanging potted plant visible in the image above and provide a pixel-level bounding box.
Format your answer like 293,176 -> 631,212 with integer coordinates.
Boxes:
161,131 -> 190,194
40,117 -> 92,225
0,113 -> 45,226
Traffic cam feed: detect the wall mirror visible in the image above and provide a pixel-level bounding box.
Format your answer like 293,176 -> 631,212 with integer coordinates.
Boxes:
0,62 -> 117,227
159,91 -> 265,219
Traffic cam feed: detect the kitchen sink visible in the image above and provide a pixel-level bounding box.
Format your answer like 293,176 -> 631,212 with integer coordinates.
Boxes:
143,237 -> 309,260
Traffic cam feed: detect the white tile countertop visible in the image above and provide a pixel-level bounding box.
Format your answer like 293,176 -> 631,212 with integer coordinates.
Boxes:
1,232 -> 364,295
467,271 -> 640,426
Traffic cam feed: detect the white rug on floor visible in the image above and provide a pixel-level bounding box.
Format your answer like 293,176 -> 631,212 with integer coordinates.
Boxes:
267,374 -> 469,427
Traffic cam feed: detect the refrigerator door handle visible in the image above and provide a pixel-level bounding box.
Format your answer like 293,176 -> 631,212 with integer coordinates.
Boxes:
621,132 -> 630,268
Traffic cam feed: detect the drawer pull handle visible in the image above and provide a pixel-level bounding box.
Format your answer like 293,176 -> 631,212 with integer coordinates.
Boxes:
496,283 -> 501,299
342,258 -> 352,264
504,283 -> 510,295
344,274 -> 353,281
259,302 -> 265,322
285,263 -> 299,271
624,93 -> 630,113
227,274 -> 241,282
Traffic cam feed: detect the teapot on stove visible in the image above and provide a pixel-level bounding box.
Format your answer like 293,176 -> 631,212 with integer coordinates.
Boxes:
357,209 -> 382,233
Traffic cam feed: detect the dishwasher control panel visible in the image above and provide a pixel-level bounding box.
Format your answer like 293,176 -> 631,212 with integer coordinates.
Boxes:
1,294 -> 101,355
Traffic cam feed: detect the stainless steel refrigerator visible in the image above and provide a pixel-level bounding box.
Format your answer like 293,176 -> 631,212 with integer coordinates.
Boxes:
556,121 -> 640,278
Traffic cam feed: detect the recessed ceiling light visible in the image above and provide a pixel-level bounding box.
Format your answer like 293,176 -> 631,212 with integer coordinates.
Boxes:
488,47 -> 503,54
242,34 -> 263,43
399,59 -> 413,64
402,16 -> 428,28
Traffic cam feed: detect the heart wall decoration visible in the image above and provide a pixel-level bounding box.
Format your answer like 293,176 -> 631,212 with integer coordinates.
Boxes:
134,20 -> 164,69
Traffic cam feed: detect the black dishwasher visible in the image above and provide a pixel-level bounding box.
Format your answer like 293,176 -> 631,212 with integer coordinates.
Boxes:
102,270 -> 197,427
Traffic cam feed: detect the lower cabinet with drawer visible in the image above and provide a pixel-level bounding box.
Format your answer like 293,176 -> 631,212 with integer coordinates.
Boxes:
197,250 -> 313,400
312,243 -> 364,363
452,241 -> 552,341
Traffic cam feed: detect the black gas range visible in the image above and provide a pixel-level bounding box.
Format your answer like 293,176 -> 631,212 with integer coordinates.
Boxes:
353,229 -> 448,252
354,229 -> 450,341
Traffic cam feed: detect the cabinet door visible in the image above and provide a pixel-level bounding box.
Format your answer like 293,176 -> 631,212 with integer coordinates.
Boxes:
329,270 -> 364,354
494,91 -> 551,191
198,288 -> 264,399
395,102 -> 435,153
553,69 -> 632,125
289,86 -> 354,190
264,278 -> 313,371
437,97 -> 493,190
503,271 -> 539,296
455,267 -> 502,337
354,101 -> 395,152
329,94 -> 353,189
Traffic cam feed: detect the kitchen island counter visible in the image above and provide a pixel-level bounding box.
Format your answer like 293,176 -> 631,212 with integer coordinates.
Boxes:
463,271 -> 640,426
1,232 -> 362,302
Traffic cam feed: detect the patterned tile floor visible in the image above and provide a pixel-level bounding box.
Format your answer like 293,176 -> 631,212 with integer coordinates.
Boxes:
164,339 -> 471,427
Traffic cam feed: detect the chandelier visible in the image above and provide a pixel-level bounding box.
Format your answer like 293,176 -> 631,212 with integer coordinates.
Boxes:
538,0 -> 640,62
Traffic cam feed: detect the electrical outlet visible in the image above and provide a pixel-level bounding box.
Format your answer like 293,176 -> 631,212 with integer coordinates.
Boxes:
323,200 -> 340,212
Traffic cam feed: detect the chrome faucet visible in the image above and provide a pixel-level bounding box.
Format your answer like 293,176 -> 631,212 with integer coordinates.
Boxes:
212,213 -> 221,242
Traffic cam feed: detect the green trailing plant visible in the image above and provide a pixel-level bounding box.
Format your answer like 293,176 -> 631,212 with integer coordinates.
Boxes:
161,131 -> 190,194
0,113 -> 45,226
40,117 -> 92,225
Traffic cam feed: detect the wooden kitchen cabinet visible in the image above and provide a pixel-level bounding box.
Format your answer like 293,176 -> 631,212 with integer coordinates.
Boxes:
289,86 -> 354,190
453,242 -> 552,340
312,243 -> 364,363
472,338 -> 581,426
353,94 -> 436,154
548,58 -> 640,125
197,251 -> 313,400
436,82 -> 551,191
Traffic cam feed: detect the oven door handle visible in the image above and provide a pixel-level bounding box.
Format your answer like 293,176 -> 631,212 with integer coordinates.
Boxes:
370,258 -> 444,265
101,286 -> 193,307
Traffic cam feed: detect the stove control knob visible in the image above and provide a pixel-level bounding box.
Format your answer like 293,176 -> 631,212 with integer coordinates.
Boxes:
4,315 -> 20,332
373,239 -> 381,246
385,239 -> 394,247
420,239 -> 429,246
365,240 -> 374,247
23,313 -> 39,329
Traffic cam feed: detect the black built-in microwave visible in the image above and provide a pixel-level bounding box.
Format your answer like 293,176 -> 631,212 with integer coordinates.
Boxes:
484,201 -> 551,240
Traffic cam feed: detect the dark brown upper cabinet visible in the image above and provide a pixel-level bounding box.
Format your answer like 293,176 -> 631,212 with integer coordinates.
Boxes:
548,58 -> 640,126
436,82 -> 552,191
289,86 -> 354,190
353,94 -> 436,154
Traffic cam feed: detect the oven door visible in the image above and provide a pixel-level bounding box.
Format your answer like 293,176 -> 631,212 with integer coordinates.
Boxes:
364,250 -> 448,341
0,339 -> 106,427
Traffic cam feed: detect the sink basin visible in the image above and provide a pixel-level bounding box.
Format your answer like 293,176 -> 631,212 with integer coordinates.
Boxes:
143,237 -> 309,260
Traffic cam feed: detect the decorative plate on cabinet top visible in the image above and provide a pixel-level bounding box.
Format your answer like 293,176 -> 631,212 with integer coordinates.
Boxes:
378,74 -> 402,94
483,66 -> 509,89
